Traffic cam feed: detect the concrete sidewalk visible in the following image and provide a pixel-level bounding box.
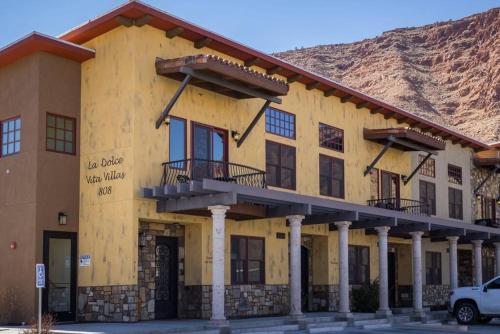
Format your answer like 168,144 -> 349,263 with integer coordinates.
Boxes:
0,311 -> 454,334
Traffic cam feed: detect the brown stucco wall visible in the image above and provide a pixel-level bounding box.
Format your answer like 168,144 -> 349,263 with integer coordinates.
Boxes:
0,52 -> 80,323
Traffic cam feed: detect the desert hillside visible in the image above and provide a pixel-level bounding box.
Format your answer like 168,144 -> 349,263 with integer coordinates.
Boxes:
274,8 -> 499,143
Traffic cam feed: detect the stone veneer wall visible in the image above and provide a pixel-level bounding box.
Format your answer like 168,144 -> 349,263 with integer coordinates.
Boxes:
423,285 -> 450,308
311,285 -> 339,311
198,285 -> 289,319
471,168 -> 500,220
137,222 -> 185,320
77,285 -> 139,322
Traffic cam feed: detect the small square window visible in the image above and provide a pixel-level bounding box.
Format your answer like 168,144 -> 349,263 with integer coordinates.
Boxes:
46,114 -> 76,155
265,107 -> 295,139
419,155 -> 435,178
319,123 -> 344,152
448,164 -> 462,185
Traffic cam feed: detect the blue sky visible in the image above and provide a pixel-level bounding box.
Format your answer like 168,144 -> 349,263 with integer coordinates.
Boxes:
2,0 -> 499,53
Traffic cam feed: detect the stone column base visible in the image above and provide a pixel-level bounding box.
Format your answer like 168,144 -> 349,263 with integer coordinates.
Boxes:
375,309 -> 393,318
335,312 -> 353,321
411,309 -> 426,321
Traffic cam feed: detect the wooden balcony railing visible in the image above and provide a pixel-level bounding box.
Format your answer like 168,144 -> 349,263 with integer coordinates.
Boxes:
160,159 -> 266,188
367,198 -> 430,216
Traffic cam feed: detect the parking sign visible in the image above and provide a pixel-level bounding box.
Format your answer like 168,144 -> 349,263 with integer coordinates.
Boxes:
36,264 -> 45,288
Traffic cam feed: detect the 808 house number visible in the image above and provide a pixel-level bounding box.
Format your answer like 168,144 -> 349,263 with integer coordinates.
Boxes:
98,186 -> 112,196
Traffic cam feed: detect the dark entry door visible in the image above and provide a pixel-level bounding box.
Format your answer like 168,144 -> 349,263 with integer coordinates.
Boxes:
301,245 -> 309,312
388,251 -> 397,308
381,171 -> 400,208
155,236 -> 178,319
42,231 -> 77,322
458,249 -> 473,287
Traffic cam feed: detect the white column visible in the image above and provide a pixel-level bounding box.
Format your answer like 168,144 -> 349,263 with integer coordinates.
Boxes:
495,243 -> 500,277
447,236 -> 459,291
209,205 -> 229,324
410,231 -> 424,317
472,240 -> 483,286
287,215 -> 305,318
335,221 -> 352,318
375,226 -> 392,318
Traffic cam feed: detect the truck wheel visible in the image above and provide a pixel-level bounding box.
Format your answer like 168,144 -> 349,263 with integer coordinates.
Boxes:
455,302 -> 478,325
478,316 -> 492,324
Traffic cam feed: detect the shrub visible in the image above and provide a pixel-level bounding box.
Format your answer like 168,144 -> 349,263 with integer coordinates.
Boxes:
351,279 -> 379,313
22,314 -> 55,334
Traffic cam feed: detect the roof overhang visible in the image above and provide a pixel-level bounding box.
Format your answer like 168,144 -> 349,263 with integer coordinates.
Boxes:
363,128 -> 446,152
0,32 -> 95,69
57,0 -> 490,151
473,150 -> 500,169
155,55 -> 288,100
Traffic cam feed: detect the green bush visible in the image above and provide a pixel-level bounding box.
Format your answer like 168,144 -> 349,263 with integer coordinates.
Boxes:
351,279 -> 379,312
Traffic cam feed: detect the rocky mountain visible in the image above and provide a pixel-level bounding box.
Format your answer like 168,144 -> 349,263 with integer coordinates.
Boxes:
274,8 -> 499,143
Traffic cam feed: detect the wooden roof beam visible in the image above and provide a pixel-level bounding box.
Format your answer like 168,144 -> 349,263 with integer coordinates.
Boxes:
324,88 -> 337,97
194,37 -> 212,49
287,74 -> 303,83
370,107 -> 384,114
306,81 -> 321,90
384,112 -> 396,119
356,101 -> 370,109
244,57 -> 260,67
341,94 -> 354,103
115,15 -> 152,27
166,26 -> 184,38
115,15 -> 134,27
134,14 -> 152,27
397,117 -> 409,124
266,66 -> 283,75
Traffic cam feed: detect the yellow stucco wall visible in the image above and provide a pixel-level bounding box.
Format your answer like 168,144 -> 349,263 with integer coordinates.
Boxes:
79,24 -> 415,287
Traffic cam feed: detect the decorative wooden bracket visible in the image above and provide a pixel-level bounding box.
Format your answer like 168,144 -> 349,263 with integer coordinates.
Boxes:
364,138 -> 395,176
155,74 -> 192,129
115,15 -> 152,28
402,152 -> 433,185
236,100 -> 271,148
474,165 -> 499,195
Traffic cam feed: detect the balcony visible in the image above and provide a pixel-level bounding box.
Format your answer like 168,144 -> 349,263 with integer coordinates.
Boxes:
160,159 -> 266,188
367,198 -> 430,216
475,218 -> 500,228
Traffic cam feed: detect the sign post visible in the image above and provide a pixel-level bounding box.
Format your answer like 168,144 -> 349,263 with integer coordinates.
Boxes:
36,264 -> 45,334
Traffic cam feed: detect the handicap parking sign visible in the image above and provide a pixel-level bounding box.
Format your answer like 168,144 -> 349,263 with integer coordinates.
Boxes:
36,264 -> 45,288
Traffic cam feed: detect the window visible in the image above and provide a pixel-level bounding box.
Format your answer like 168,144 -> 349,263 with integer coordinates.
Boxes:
419,180 -> 436,215
169,117 -> 186,166
46,114 -> 75,154
480,196 -> 496,220
425,252 -> 442,285
448,164 -> 462,185
319,123 -> 343,152
230,236 -> 265,284
319,155 -> 344,198
449,187 -> 463,219
369,168 -> 379,200
418,155 -> 435,177
265,107 -> 295,139
381,171 -> 400,199
486,277 -> 500,290
483,252 -> 495,283
348,246 -> 369,285
1,117 -> 21,156
266,141 -> 296,189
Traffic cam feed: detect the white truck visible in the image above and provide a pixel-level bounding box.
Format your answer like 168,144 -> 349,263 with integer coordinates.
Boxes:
449,276 -> 500,324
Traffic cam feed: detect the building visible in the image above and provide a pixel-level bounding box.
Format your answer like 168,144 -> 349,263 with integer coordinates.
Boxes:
0,1 -> 499,324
